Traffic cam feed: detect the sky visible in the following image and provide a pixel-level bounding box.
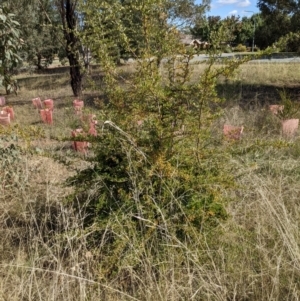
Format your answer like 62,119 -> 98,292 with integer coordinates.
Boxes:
196,0 -> 260,19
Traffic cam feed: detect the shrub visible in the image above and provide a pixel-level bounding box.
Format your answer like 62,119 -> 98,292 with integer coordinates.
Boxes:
276,32 -> 300,53
224,46 -> 232,53
234,44 -> 247,52
276,89 -> 300,120
66,0 -> 257,289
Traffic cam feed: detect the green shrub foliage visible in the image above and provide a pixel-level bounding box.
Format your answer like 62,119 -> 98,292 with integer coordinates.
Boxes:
234,43 -> 248,52
276,31 -> 300,53
67,0 -> 252,280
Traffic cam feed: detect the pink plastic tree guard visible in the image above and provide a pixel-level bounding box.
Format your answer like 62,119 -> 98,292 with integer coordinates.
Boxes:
32,97 -> 43,109
0,111 -> 10,126
223,124 -> 244,140
71,128 -> 88,153
80,114 -> 98,136
269,105 -> 284,115
88,119 -> 97,136
73,99 -> 84,115
282,119 -> 299,137
40,109 -> 53,125
46,110 -> 53,124
0,96 -> 6,106
81,114 -> 96,124
3,106 -> 14,120
74,141 -> 88,153
88,125 -> 97,136
40,109 -> 47,123
44,99 -> 54,111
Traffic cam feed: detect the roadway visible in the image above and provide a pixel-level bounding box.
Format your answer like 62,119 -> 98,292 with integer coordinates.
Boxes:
122,53 -> 300,65
189,53 -> 300,63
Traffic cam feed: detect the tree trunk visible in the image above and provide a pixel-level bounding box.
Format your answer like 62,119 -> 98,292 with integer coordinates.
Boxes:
68,52 -> 82,97
37,53 -> 43,70
81,45 -> 90,74
58,0 -> 82,97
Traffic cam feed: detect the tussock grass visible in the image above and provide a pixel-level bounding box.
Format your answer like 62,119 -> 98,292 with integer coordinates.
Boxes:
1,63 -> 300,300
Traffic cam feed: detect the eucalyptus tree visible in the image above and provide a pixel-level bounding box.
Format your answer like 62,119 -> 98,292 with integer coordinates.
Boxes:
167,0 -> 210,28
258,0 -> 300,46
2,0 -> 62,70
233,16 -> 255,46
27,1 -> 61,69
0,6 -> 22,94
23,0 -> 61,69
191,16 -> 222,41
55,0 -> 83,97
3,0 -> 83,96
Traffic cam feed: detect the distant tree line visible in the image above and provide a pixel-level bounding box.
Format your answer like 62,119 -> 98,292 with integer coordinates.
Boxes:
191,0 -> 300,51
0,0 -> 299,96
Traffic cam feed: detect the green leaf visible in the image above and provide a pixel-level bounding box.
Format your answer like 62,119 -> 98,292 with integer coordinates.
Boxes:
11,20 -> 20,26
0,14 -> 7,23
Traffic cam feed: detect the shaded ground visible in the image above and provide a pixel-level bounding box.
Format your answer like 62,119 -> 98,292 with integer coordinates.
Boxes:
218,82 -> 300,109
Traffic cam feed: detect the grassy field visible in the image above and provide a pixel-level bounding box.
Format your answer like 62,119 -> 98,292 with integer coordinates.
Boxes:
1,61 -> 300,300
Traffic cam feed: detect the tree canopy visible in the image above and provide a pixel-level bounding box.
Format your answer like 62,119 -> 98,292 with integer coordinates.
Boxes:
1,0 -> 300,95
257,0 -> 300,47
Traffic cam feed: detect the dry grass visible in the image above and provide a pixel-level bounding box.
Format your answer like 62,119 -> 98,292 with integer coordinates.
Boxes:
189,61 -> 300,87
1,62 -> 300,300
236,62 -> 300,86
